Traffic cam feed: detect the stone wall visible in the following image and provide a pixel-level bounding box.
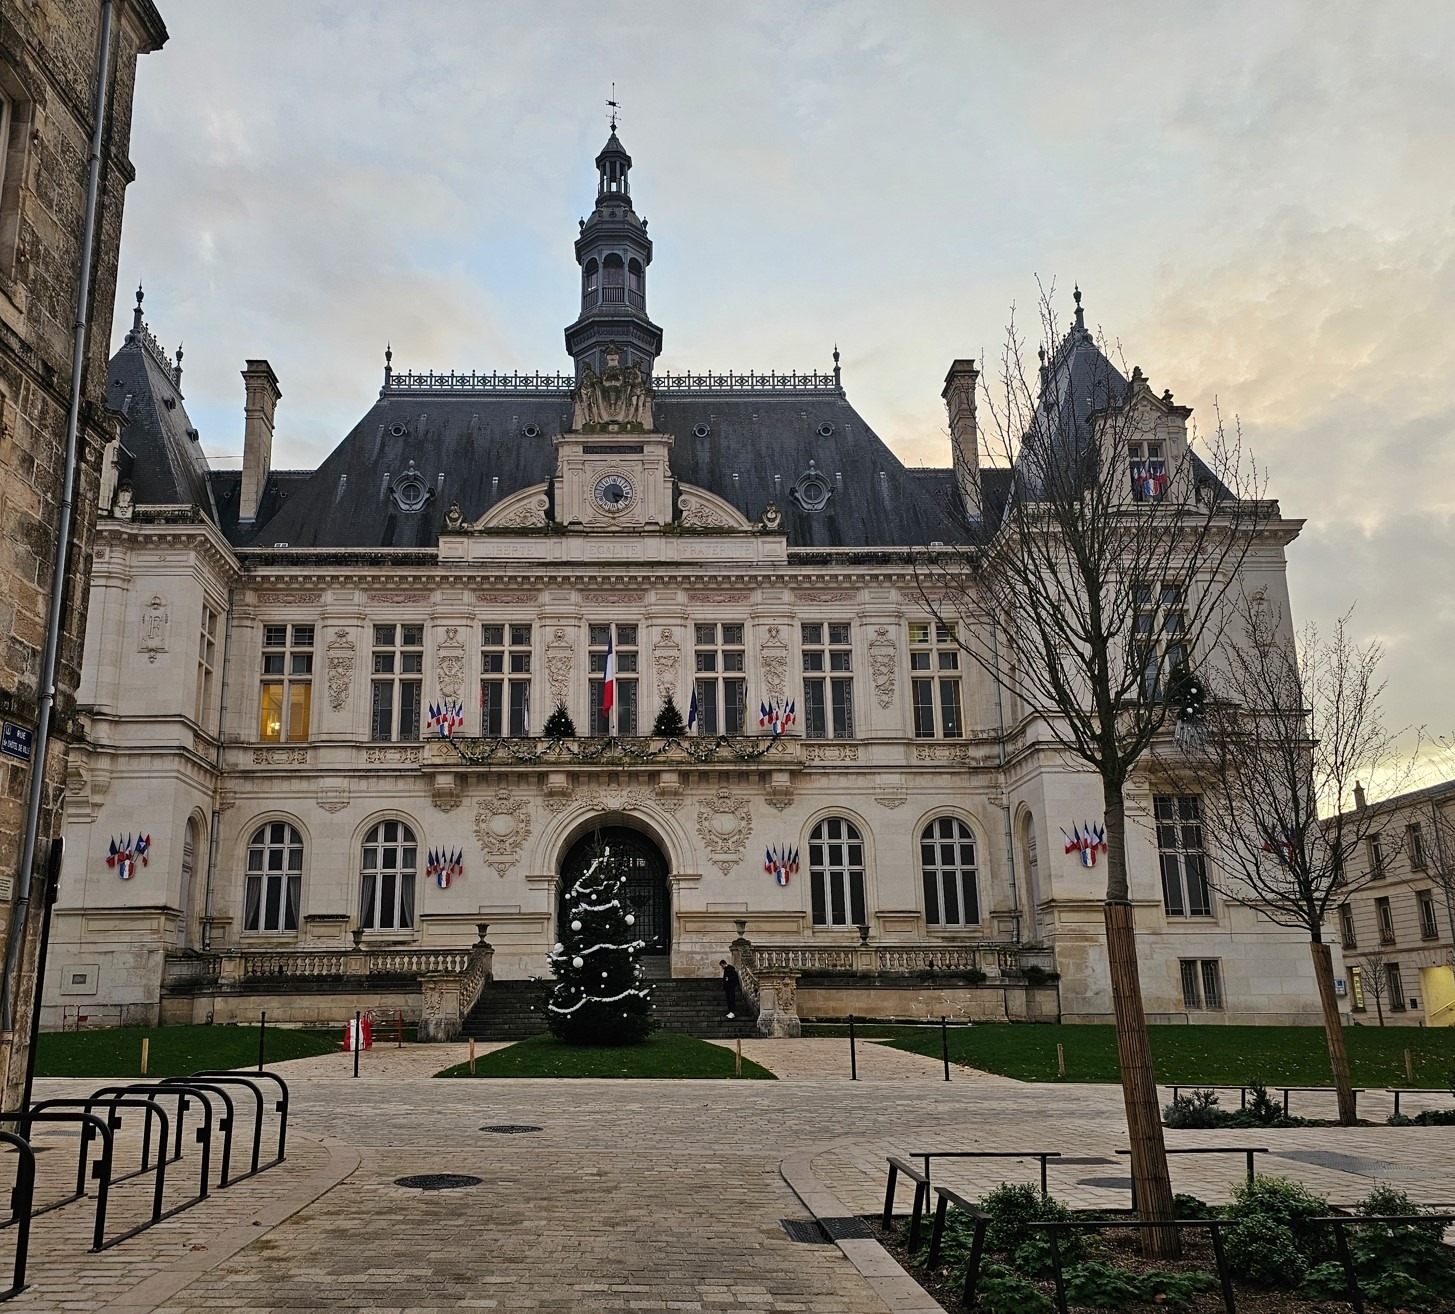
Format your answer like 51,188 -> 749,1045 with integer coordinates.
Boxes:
796,976 -> 1060,1024
0,0 -> 165,1106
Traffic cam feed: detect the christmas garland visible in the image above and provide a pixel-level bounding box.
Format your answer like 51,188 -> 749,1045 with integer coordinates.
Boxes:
449,733 -> 783,767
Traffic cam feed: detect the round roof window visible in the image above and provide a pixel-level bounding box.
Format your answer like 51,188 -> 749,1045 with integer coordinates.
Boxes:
389,422 -> 408,438
817,422 -> 834,437
523,423 -> 541,439
392,475 -> 429,513
692,423 -> 710,439
791,467 -> 832,513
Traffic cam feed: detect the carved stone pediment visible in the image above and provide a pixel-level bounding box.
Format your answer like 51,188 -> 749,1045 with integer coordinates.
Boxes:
475,484 -> 550,531
676,484 -> 755,532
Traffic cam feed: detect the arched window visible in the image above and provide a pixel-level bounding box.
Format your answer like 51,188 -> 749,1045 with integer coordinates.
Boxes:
627,258 -> 643,307
809,818 -> 866,927
1022,813 -> 1041,938
921,817 -> 979,927
602,253 -> 625,303
177,817 -> 199,946
582,258 -> 599,306
360,820 -> 417,931
244,822 -> 302,934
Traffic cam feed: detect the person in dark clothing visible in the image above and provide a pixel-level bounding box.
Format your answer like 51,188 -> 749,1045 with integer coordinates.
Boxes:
720,958 -> 741,1012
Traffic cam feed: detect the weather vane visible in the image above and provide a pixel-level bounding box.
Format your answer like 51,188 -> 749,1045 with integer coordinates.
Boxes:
607,83 -> 620,132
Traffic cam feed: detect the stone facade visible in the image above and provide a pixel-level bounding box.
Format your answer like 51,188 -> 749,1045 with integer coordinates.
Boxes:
41,125 -> 1329,1034
0,0 -> 165,1097
1333,778 -> 1455,1027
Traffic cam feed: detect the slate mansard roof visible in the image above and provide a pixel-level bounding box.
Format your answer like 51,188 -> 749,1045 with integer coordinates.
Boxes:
208,377 -> 968,552
106,307 -> 216,519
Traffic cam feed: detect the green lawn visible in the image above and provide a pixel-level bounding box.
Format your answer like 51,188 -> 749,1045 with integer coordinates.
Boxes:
437,1032 -> 775,1079
856,1023 -> 1455,1088
34,1024 -> 338,1078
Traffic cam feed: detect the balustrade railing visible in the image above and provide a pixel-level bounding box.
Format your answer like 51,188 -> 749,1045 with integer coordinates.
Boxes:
738,941 -> 1056,980
238,948 -> 471,980
381,365 -> 842,395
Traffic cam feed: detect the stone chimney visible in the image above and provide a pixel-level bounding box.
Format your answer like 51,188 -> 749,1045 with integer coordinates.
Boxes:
942,359 -> 980,522
1354,781 -> 1367,811
239,360 -> 281,525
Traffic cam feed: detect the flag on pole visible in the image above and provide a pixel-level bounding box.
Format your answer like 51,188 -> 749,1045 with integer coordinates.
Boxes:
602,630 -> 616,727
759,699 -> 770,729
782,698 -> 796,729
687,686 -> 698,732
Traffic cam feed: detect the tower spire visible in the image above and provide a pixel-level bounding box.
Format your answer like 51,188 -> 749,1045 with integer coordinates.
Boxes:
564,123 -> 662,379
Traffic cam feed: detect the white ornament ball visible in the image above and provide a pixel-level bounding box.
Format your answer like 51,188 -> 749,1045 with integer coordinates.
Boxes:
624,914 -> 635,926
571,919 -> 582,932
727,1012 -> 735,1019
553,943 -> 563,954
602,971 -> 608,978
572,956 -> 584,969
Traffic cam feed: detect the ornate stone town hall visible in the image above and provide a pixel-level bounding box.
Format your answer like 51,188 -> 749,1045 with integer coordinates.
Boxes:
43,131 -> 1325,1037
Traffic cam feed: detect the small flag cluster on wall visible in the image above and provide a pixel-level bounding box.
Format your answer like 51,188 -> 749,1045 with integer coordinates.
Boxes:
764,844 -> 799,886
426,848 -> 464,890
1260,824 -> 1298,866
1061,822 -> 1108,869
106,833 -> 152,880
1131,458 -> 1168,500
758,697 -> 796,736
426,699 -> 466,738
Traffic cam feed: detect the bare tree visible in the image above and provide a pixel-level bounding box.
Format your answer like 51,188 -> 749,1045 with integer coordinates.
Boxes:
919,286 -> 1268,1254
1357,943 -> 1391,1027
1167,603 -> 1412,1123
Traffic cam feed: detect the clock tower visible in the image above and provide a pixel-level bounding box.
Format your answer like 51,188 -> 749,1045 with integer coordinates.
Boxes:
553,342 -> 675,528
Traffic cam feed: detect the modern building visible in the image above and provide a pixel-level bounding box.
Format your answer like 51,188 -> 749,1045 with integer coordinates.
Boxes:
0,0 -> 166,1101
44,129 -> 1328,1035
1334,778 -> 1455,1027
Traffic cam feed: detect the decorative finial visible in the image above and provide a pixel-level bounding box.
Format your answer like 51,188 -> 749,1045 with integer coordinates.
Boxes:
607,83 -> 620,133
833,343 -> 840,366
1073,284 -> 1085,332
383,341 -> 393,389
173,342 -> 183,388
832,343 -> 842,390
131,282 -> 145,336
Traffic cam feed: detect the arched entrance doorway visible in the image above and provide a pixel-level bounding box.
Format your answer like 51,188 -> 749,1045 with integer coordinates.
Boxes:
559,826 -> 671,960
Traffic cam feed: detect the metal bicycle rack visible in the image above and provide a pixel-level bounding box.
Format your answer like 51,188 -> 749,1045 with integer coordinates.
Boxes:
193,1068 -> 290,1171
0,1131 -> 36,1299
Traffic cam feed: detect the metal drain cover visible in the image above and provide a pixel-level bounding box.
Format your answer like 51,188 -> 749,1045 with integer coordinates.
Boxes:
395,1173 -> 483,1190
781,1218 -> 830,1244
479,1124 -> 542,1134
820,1216 -> 875,1240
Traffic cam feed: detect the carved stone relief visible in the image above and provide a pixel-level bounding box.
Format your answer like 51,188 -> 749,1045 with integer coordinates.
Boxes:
138,594 -> 169,663
256,592 -> 323,605
804,743 -> 859,763
868,626 -> 897,710
581,591 -> 645,605
365,746 -> 422,765
436,626 -> 465,700
473,788 -> 533,876
474,592 -> 540,605
326,630 -> 356,711
585,788 -> 650,815
695,788 -> 754,874
367,591 -> 431,606
493,493 -> 549,529
686,590 -> 750,604
759,625 -> 788,703
545,628 -> 574,705
253,747 -> 308,765
652,627 -> 681,701
795,590 -> 856,603
677,493 -> 735,530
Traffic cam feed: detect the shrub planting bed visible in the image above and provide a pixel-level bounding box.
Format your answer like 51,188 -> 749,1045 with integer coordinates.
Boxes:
876,1177 -> 1455,1312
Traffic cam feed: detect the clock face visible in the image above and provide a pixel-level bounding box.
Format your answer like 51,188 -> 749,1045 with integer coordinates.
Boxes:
593,472 -> 635,514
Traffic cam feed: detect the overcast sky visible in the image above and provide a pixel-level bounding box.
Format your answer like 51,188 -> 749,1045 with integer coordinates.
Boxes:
112,1 -> 1455,785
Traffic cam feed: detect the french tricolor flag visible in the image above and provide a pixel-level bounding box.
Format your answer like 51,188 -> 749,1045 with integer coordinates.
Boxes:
601,630 -> 616,726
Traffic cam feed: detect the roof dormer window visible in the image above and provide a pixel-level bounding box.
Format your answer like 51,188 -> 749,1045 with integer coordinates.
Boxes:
1129,440 -> 1167,502
391,462 -> 430,513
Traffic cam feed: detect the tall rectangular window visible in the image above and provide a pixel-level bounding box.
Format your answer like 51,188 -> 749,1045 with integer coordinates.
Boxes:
1387,962 -> 1406,1011
1179,959 -> 1224,1010
1418,891 -> 1438,940
370,623 -> 424,741
802,622 -> 853,739
1136,584 -> 1188,701
1376,895 -> 1395,944
1339,903 -> 1357,949
1156,794 -> 1212,917
196,603 -> 219,731
909,621 -> 963,738
590,623 -> 638,735
1407,823 -> 1427,870
481,623 -> 532,736
1128,439 -> 1167,502
693,623 -> 746,734
1368,834 -> 1386,878
259,623 -> 313,742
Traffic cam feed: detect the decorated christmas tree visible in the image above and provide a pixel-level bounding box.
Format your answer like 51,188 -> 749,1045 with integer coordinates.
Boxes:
547,842 -> 654,1045
652,692 -> 687,737
543,701 -> 577,739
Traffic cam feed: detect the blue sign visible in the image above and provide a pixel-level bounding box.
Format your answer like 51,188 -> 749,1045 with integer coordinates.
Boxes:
1,721 -> 33,764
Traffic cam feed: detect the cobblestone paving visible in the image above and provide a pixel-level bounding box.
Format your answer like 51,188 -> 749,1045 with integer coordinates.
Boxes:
5,1040 -> 1454,1312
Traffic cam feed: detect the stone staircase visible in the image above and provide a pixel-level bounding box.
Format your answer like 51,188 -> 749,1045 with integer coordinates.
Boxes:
462,970 -> 758,1042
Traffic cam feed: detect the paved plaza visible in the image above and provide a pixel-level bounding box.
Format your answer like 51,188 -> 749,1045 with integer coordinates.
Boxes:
6,1039 -> 1455,1312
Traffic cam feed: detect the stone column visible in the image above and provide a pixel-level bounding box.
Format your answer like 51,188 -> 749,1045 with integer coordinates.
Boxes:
754,970 -> 801,1038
